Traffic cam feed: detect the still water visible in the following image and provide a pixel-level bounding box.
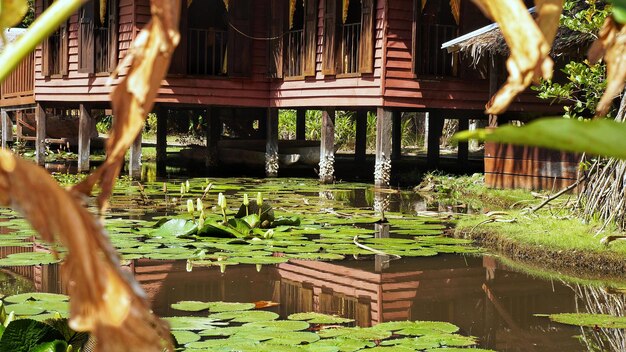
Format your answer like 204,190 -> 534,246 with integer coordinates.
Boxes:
0,176 -> 624,351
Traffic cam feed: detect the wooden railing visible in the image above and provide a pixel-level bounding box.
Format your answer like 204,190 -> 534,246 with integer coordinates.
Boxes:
187,28 -> 228,76
416,24 -> 457,77
340,22 -> 361,74
285,29 -> 304,77
0,51 -> 34,107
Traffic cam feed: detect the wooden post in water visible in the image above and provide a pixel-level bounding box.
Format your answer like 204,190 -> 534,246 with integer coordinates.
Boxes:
355,109 -> 367,162
266,107 -> 279,177
426,111 -> 444,169
35,103 -> 46,166
457,118 -> 469,170
129,132 -> 142,179
375,107 -> 392,187
391,111 -> 402,160
155,105 -> 167,175
78,104 -> 92,172
1,109 -> 10,149
296,109 -> 306,140
319,108 -> 335,184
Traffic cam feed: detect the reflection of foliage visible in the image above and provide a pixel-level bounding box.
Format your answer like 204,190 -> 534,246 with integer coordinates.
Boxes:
0,271 -> 34,296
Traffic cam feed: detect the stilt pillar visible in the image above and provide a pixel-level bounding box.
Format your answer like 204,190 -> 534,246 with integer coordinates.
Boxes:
375,107 -> 392,187
427,111 -> 444,169
355,110 -> 367,162
35,103 -> 46,166
457,118 -> 469,170
1,109 -> 11,149
78,104 -> 92,172
391,111 -> 402,160
296,109 -> 306,140
319,109 -> 335,184
155,105 -> 167,175
206,107 -> 221,168
129,133 -> 142,179
266,108 -> 279,177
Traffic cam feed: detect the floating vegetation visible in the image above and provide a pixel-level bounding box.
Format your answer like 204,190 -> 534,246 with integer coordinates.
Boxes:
538,313 -> 626,329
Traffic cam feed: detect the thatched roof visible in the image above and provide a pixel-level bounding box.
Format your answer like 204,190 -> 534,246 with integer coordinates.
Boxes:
442,4 -> 598,63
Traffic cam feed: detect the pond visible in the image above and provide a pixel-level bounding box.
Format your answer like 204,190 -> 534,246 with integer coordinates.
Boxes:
0,177 -> 624,351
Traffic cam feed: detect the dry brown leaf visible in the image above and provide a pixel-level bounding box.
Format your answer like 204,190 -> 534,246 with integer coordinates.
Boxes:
72,0 -> 180,212
254,300 -> 280,309
588,17 -> 626,117
472,0 -> 563,114
0,150 -> 172,351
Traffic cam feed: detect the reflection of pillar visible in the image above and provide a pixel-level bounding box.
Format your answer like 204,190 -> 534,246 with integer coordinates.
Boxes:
129,133 -> 142,179
266,107 -> 279,177
1,109 -> 11,149
296,109 -> 306,140
78,104 -> 92,172
319,109 -> 335,184
375,107 -> 392,187
35,103 -> 46,166
374,223 -> 390,272
155,105 -> 167,175
373,192 -> 390,218
355,110 -> 367,162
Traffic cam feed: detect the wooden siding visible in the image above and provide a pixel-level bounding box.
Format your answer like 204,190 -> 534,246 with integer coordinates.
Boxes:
484,142 -> 580,190
0,52 -> 35,107
33,0 -> 134,103
270,0 -> 385,108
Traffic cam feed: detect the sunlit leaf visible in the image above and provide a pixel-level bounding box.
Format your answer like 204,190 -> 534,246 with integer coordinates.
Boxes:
541,312 -> 626,328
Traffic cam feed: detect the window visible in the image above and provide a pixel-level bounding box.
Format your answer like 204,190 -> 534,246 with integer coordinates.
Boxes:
413,0 -> 459,77
285,0 -> 305,76
322,0 -> 374,76
41,0 -> 68,76
78,0 -> 118,74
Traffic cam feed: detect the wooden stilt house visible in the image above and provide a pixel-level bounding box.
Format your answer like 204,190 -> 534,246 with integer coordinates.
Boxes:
0,0 -> 557,184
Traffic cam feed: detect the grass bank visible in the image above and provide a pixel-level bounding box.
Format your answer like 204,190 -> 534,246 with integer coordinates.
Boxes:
420,174 -> 626,278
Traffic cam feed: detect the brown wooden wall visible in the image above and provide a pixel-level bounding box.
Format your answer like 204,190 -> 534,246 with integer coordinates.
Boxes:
484,142 -> 580,190
0,52 -> 35,107
270,0 -> 384,108
33,0 -> 135,103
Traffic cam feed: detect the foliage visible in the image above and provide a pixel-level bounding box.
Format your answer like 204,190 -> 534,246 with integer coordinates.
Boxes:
561,0 -> 610,34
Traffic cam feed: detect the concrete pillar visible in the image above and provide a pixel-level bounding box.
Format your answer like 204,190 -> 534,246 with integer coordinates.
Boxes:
35,103 -> 46,166
78,104 -> 92,172
427,111 -> 444,169
319,109 -> 335,184
155,105 -> 168,175
375,107 -> 392,187
422,112 -> 429,151
15,110 -> 23,143
457,118 -> 469,170
296,109 -> 306,140
266,108 -> 279,177
391,111 -> 402,160
129,132 -> 142,179
1,109 -> 11,149
355,110 -> 367,162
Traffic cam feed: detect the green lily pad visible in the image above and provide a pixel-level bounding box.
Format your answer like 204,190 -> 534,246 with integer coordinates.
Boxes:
209,310 -> 280,323
243,320 -> 310,331
151,218 -> 198,238
170,301 -> 211,312
288,312 -> 354,324
171,330 -> 201,345
3,293 -> 68,304
164,316 -> 226,330
541,313 -> 626,329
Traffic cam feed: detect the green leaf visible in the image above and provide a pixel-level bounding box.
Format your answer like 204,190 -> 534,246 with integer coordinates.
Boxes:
454,118 -> 626,160
288,312 -> 354,324
170,301 -> 211,312
541,313 -> 626,329
0,319 -> 64,352
30,340 -> 68,352
150,219 -> 198,238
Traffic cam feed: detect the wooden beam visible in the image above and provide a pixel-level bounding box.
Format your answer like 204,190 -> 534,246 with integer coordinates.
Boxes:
78,104 -> 92,172
1,109 -> 11,149
266,108 -> 279,177
489,55 -> 499,127
35,103 -> 46,166
155,105 -> 167,174
206,107 -> 221,168
129,133 -> 142,179
391,111 -> 402,160
457,118 -> 469,170
296,109 -> 306,140
355,110 -> 367,162
319,109 -> 335,184
427,112 -> 444,169
375,107 -> 392,187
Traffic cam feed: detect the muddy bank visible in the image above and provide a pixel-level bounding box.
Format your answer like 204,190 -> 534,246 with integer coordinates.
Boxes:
453,227 -> 626,281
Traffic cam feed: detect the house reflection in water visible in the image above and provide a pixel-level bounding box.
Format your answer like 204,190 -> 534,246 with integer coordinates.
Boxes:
4,244 -> 583,351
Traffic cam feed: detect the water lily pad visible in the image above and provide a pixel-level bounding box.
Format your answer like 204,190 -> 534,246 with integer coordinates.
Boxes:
0,252 -> 61,266
164,316 -> 226,330
3,293 -> 68,304
243,320 -> 310,331
542,313 -> 626,329
171,301 -> 211,312
209,310 -> 280,323
288,312 -> 354,324
318,327 -> 392,340
150,218 -> 198,238
172,330 -> 201,345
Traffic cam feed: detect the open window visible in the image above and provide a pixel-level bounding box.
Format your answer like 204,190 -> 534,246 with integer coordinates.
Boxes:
41,0 -> 68,77
412,0 -> 459,77
78,0 -> 118,74
322,0 -> 374,76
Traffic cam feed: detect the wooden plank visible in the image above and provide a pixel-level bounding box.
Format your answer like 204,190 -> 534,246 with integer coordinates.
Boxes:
426,112 -> 443,169
155,105 -> 167,173
296,109 -> 306,140
485,173 -> 577,191
35,103 -> 46,166
485,142 -> 581,163
78,104 -> 92,172
1,110 -> 11,148
319,109 -> 335,184
375,107 -> 392,187
355,109 -> 367,161
266,107 -> 279,177
484,157 -> 579,180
